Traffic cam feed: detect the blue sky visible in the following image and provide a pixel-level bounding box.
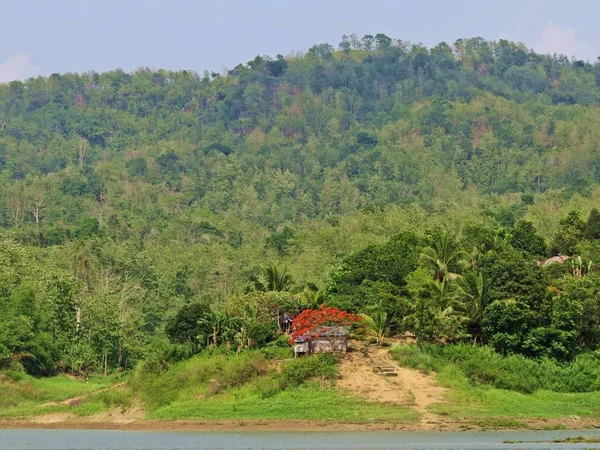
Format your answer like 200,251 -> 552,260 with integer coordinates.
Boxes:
1,0 -> 598,82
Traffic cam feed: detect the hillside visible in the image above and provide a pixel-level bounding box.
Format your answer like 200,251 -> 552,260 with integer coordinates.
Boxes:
2,34 -> 600,379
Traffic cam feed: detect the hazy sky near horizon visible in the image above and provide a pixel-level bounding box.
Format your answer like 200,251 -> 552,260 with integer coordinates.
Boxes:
1,0 -> 599,82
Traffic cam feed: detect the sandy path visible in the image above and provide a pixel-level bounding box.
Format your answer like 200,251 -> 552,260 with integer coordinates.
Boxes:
338,347 -> 448,428
40,382 -> 127,407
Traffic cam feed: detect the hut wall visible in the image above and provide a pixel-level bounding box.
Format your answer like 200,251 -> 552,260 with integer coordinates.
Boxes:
310,337 -> 348,353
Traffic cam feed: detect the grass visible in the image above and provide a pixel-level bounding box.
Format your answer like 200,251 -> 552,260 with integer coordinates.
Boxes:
133,349 -> 416,423
0,349 -> 417,423
149,382 -> 417,422
390,344 -> 600,420
391,344 -> 600,394
12,344 -> 600,425
0,373 -> 124,418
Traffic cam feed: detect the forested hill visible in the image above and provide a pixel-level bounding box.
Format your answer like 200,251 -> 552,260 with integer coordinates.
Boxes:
3,34 -> 600,375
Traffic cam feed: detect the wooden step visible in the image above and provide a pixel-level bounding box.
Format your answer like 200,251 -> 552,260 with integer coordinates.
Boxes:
370,357 -> 398,376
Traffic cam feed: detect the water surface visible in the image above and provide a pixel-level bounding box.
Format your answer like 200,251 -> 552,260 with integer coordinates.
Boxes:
1,429 -> 600,450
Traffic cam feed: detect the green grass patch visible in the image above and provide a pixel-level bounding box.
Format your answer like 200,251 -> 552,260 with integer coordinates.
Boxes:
133,350 -> 416,423
0,373 -> 122,418
391,345 -> 600,420
391,344 -> 600,393
149,382 -> 416,422
130,350 -> 273,410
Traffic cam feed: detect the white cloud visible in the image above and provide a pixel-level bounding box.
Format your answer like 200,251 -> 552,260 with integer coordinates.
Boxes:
0,53 -> 40,83
532,21 -> 597,61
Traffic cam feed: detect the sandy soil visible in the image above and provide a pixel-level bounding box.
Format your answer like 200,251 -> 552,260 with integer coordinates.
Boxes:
1,416 -> 599,432
338,346 -> 450,429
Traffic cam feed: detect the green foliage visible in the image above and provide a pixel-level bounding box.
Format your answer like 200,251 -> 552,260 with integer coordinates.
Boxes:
130,351 -> 271,410
329,232 -> 421,294
165,303 -> 212,353
260,353 -> 339,398
552,210 -> 585,255
510,220 -> 547,257
3,35 -> 600,377
391,344 -> 600,394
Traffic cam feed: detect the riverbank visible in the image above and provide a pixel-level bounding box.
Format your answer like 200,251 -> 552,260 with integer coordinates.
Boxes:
0,414 -> 599,432
3,347 -> 600,432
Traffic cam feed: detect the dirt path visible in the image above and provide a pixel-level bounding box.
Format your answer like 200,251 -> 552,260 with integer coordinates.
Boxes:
338,346 -> 448,428
40,382 -> 127,408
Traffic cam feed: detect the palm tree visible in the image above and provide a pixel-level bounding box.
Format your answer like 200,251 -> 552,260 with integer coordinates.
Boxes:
431,278 -> 460,314
421,232 -> 466,320
456,270 -> 489,343
300,284 -> 327,309
370,306 -> 388,347
420,231 -> 465,283
251,263 -> 293,292
358,306 -> 388,347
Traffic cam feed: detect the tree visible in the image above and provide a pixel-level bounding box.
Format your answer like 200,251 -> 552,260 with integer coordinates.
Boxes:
251,263 -> 292,292
510,220 -> 547,257
478,244 -> 548,313
308,43 -> 334,60
421,231 -> 464,284
482,300 -> 532,354
552,210 -> 585,255
456,271 -> 489,341
165,303 -> 212,353
338,35 -> 352,54
360,305 -> 388,346
290,305 -> 362,343
266,54 -> 288,77
4,181 -> 26,228
585,208 -> 600,240
299,284 -> 327,310
375,33 -> 392,50
329,232 -> 421,294
404,268 -> 438,343
361,35 -> 375,51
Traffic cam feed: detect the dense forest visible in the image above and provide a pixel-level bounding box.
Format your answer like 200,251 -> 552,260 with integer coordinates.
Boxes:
2,33 -> 600,376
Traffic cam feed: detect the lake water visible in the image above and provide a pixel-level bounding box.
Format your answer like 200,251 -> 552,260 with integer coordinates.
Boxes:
1,429 -> 600,450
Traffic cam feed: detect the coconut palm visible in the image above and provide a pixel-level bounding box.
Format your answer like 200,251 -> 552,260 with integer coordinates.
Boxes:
455,270 -> 489,343
420,231 -> 465,283
299,284 -> 327,309
370,306 -> 388,347
251,263 -> 293,292
358,306 -> 388,347
431,277 -> 461,314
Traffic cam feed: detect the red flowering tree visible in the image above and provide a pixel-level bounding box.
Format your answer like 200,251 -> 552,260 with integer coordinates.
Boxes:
290,305 -> 362,343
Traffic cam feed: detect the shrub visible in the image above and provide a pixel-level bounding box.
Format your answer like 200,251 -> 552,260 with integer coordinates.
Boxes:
391,344 -> 600,394
258,353 -> 339,398
131,351 -> 271,409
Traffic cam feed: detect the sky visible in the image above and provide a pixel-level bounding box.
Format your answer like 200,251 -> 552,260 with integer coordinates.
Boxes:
1,0 -> 599,83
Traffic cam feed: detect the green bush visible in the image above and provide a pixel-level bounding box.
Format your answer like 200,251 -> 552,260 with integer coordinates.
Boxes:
391,344 -> 600,394
258,353 -> 340,398
131,351 -> 271,409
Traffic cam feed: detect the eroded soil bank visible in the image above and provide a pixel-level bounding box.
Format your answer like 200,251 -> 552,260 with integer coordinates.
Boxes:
0,416 -> 598,432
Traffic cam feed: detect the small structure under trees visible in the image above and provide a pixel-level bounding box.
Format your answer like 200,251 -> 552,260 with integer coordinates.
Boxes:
294,326 -> 349,356
290,306 -> 361,356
